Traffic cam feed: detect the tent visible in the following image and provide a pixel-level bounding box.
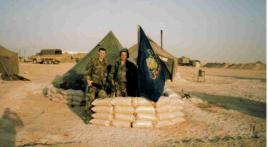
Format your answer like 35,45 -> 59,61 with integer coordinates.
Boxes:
128,37 -> 177,80
0,44 -> 19,80
52,31 -> 123,90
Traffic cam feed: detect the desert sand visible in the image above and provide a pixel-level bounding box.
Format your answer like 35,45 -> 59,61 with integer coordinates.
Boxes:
0,63 -> 266,146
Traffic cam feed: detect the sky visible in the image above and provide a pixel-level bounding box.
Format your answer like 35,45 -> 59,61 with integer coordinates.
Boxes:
0,0 -> 266,63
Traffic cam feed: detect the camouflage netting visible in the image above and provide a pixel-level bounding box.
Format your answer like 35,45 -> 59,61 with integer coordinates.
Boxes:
52,31 -> 123,90
0,44 -> 19,80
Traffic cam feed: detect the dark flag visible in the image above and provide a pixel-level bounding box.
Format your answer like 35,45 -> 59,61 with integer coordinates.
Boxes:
137,26 -> 171,102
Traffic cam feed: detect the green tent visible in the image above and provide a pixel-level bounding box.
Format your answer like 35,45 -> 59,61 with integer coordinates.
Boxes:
0,44 -> 19,80
128,37 -> 177,80
52,31 -> 123,90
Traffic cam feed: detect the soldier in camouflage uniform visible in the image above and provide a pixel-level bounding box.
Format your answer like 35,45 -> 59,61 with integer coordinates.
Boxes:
84,48 -> 108,123
109,48 -> 138,97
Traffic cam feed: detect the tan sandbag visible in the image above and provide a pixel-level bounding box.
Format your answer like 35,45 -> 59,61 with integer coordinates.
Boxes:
49,86 -> 59,94
92,113 -> 113,120
58,99 -> 68,104
90,119 -> 111,126
114,106 -> 134,114
50,97 -> 60,102
111,97 -> 132,106
135,106 -> 155,114
163,88 -> 173,96
156,105 -> 183,113
92,98 -> 112,106
114,113 -> 135,122
132,120 -> 153,128
64,89 -> 84,97
71,95 -> 84,102
92,106 -> 113,113
156,96 -> 183,107
168,93 -> 179,98
66,96 -> 73,100
71,100 -> 81,106
136,113 -> 157,121
156,96 -> 170,105
112,120 -> 131,128
157,111 -> 184,120
53,93 -> 64,100
171,117 -> 185,125
133,97 -> 155,106
155,120 -> 173,128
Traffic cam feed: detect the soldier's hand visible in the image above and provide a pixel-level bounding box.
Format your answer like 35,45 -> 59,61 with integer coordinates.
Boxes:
111,80 -> 115,86
87,80 -> 93,86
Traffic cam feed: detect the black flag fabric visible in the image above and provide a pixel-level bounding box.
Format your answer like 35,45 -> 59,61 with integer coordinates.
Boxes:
137,26 -> 169,102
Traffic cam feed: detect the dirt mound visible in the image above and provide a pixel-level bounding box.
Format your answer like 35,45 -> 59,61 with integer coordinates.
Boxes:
204,61 -> 266,70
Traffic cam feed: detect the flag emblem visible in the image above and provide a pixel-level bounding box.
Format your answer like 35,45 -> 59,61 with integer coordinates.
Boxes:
146,50 -> 161,79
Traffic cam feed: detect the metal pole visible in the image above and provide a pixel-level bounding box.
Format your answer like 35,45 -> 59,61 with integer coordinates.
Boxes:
160,30 -> 163,48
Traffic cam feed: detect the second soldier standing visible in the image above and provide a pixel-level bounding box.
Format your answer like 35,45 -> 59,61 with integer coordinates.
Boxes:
108,48 -> 138,97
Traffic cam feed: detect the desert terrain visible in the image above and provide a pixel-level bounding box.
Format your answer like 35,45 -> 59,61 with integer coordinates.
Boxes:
0,63 -> 266,146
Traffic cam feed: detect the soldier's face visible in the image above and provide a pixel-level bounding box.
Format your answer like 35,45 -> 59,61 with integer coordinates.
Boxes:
120,52 -> 127,62
98,50 -> 106,60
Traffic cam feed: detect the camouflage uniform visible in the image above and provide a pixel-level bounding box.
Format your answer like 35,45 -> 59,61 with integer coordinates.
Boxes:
109,61 -> 128,97
84,58 -> 108,112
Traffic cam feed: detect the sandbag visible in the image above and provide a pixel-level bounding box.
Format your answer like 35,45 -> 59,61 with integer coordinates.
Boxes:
112,120 -> 131,128
92,113 -> 113,120
114,113 -> 135,122
156,105 -> 183,113
136,113 -> 157,121
114,106 -> 134,114
52,93 -> 65,99
156,96 -> 183,107
49,86 -> 59,94
64,89 -> 84,97
168,93 -> 179,98
171,117 -> 185,125
68,100 -> 81,106
135,106 -> 155,114
163,88 -> 173,96
71,95 -> 84,102
90,119 -> 111,126
157,111 -> 184,120
92,98 -> 112,106
57,99 -> 68,104
133,97 -> 155,106
132,120 -> 153,128
50,97 -> 60,103
155,120 -> 173,128
111,97 -> 132,106
92,106 -> 113,113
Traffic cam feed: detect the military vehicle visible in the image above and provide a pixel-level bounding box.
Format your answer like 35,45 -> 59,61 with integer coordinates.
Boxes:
30,49 -> 65,64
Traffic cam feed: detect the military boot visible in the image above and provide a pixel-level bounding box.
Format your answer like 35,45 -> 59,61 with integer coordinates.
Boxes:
84,110 -> 93,124
84,103 -> 93,124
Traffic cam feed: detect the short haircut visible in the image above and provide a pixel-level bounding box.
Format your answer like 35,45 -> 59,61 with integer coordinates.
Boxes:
99,48 -> 106,52
120,48 -> 129,58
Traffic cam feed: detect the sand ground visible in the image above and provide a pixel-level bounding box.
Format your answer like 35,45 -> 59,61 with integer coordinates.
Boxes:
0,63 -> 266,147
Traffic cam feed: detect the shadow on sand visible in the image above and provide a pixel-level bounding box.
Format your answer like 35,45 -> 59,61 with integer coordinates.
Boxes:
0,108 -> 24,147
190,92 -> 266,119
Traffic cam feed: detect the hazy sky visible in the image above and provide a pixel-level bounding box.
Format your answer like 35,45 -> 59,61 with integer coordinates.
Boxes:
0,0 -> 266,63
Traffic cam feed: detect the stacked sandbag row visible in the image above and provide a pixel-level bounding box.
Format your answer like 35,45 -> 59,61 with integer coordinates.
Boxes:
90,98 -> 113,126
90,96 -> 185,128
90,98 -> 135,128
155,96 -> 185,128
43,84 -> 84,106
132,98 -> 156,128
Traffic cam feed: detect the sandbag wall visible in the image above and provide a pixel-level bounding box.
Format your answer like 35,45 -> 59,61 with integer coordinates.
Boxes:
90,96 -> 185,128
43,84 -> 85,106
